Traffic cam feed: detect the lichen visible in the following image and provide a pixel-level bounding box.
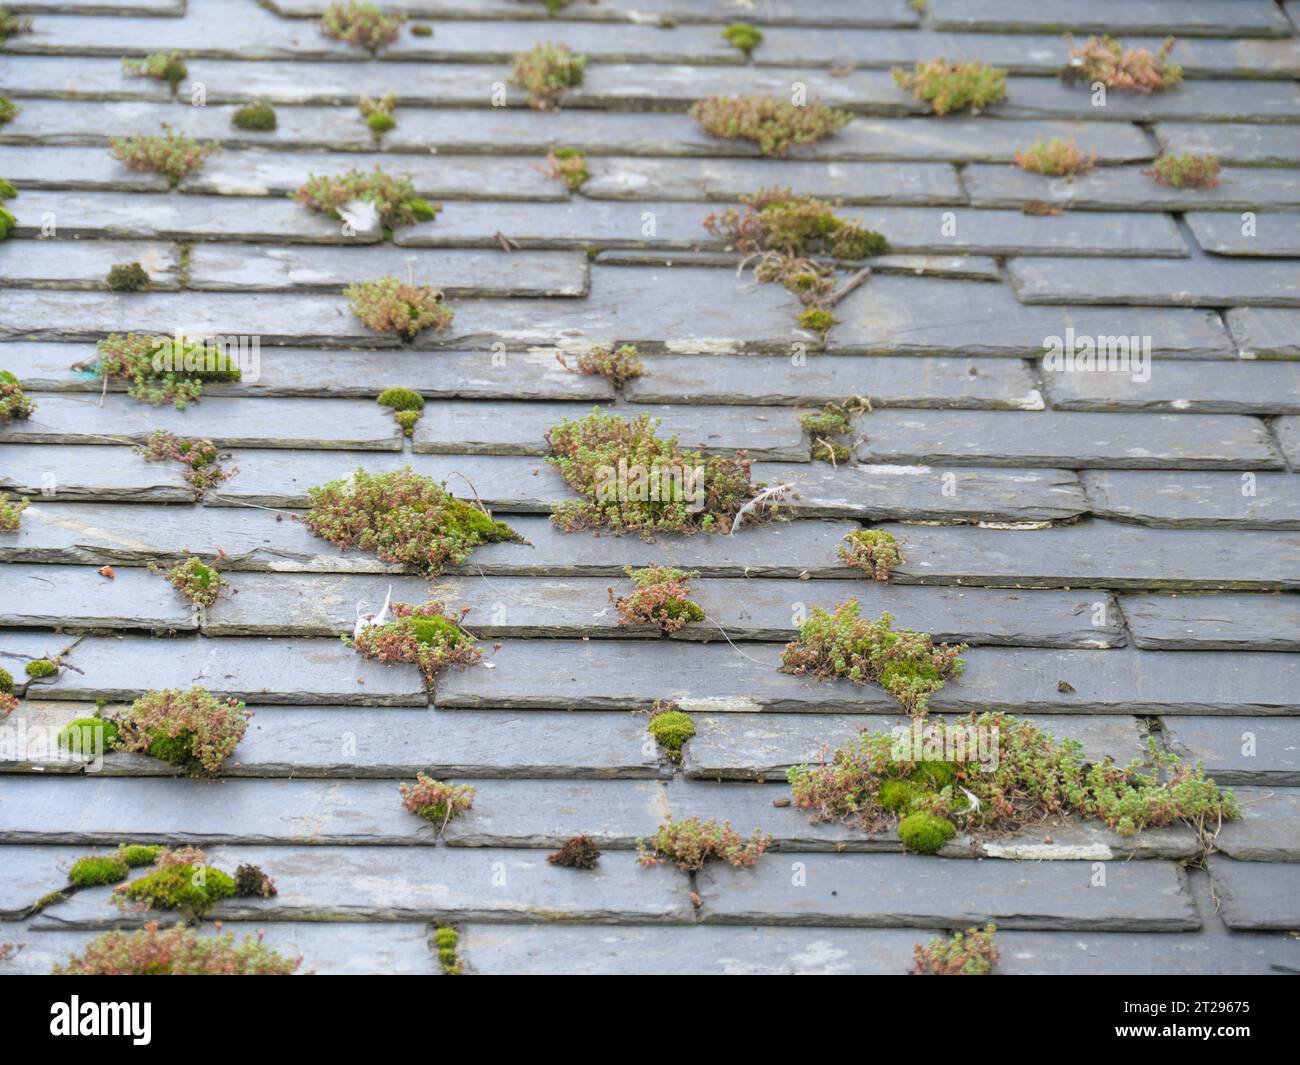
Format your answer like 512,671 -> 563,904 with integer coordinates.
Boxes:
105,262 -> 151,291
915,924 -> 998,975
690,95 -> 851,157
512,42 -> 585,109
838,529 -> 903,581
892,59 -> 1007,115
109,127 -> 216,186
613,566 -> 704,634
346,276 -> 454,340
232,101 -> 277,131
1146,153 -> 1221,189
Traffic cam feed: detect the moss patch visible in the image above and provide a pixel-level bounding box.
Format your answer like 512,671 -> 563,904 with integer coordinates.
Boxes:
105,262 -> 151,291
69,855 -> 130,888
690,95 -> 850,157
892,59 -> 1007,115
232,101 -> 277,131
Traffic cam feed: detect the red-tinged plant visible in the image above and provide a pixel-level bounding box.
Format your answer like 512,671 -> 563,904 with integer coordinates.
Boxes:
350,600 -> 481,684
690,95 -> 851,157
548,835 -> 601,869
915,924 -> 999,975
113,687 -> 250,776
637,816 -> 771,872
110,127 -> 217,187
136,430 -> 235,499
892,59 -> 1006,115
319,0 -> 404,52
0,692 -> 17,720
82,333 -> 240,410
611,565 -> 704,634
53,921 -> 300,975
1146,153 -> 1221,189
543,147 -> 588,191
1062,35 -> 1182,94
0,942 -> 21,964
234,864 -> 277,898
303,468 -> 523,576
151,554 -> 227,609
556,344 -> 643,388
0,370 -> 34,423
346,276 -> 454,340
512,42 -> 585,109
294,167 -> 438,232
838,528 -> 903,581
399,771 -> 475,830
121,52 -> 188,93
1015,137 -> 1096,177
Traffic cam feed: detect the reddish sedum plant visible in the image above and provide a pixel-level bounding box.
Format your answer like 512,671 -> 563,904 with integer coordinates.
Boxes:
399,772 -> 475,830
109,127 -> 217,187
113,687 -> 250,776
543,147 -> 589,191
611,565 -> 704,634
1146,153 -> 1221,189
0,370 -> 34,423
294,167 -> 438,232
350,600 -> 481,685
154,555 -> 227,609
893,59 -> 1007,115
85,333 -> 241,409
1015,137 -> 1097,177
303,468 -> 523,576
512,42 -> 586,109
346,276 -> 454,340
135,430 -> 235,499
0,693 -> 17,720
53,921 -> 300,976
637,816 -> 771,872
1063,35 -> 1182,94
838,529 -> 903,581
557,345 -> 643,389
0,492 -> 29,532
690,95 -> 851,157
915,924 -> 999,975
318,1 -> 404,52
234,864 -> 277,899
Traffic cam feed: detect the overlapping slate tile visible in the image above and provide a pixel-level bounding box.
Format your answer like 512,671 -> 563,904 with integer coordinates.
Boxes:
1275,417 -> 1300,469
1157,123 -> 1300,166
1082,470 -> 1300,529
1121,593 -> 1300,651
0,444 -> 194,501
1226,308 -> 1300,358
1209,856 -> 1300,930
0,846 -> 90,918
0,238 -> 179,288
927,0 -> 1292,37
0,564 -> 194,631
995,76 -> 1300,122
1163,717 -> 1300,784
1010,255 -> 1300,308
1042,360 -> 1300,413
1187,211 -> 1300,258
0,144 -> 168,191
1214,788 -> 1300,861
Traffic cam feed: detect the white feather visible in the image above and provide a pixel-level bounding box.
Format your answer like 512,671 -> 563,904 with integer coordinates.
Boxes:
960,786 -> 982,815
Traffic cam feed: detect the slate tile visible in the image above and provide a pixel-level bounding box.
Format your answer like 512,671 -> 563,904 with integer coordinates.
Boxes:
1121,593 -> 1300,652
1,444 -> 194,502
0,145 -> 168,192
1082,470 -> 1300,529
1226,308 -> 1300,358
0,846 -> 90,918
0,239 -> 180,288
1275,417 -> 1300,469
1042,359 -> 1300,413
1010,255 -> 1300,308
1157,123 -> 1300,166
1209,856 -> 1300,930
1187,211 -> 1300,258
996,76 -> 1300,122
1214,788 -> 1300,861
1163,717 -> 1300,784
928,0 -> 1292,37
0,563 -> 195,631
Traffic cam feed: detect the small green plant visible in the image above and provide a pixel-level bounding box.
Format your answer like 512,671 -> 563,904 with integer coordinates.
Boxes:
543,146 -> 588,191
80,334 -> 239,409
722,23 -> 763,56
377,386 -> 424,435
350,600 -> 481,685
0,178 -> 14,199
512,42 -> 585,109
294,167 -> 438,232
346,276 -> 454,339
897,811 -> 955,854
232,101 -> 277,131
135,430 -> 235,498
0,370 -> 34,423
0,204 -> 13,241
613,566 -> 704,634
434,926 -> 461,974
1015,137 -> 1096,177
113,848 -> 236,916
1063,35 -> 1181,94
548,835 -> 601,869
112,688 -> 250,776
358,91 -> 397,136
690,95 -> 851,157
839,529 -> 903,581
637,817 -> 771,872
26,659 -> 56,679
54,921 -> 300,975
118,844 -> 163,867
546,410 -> 768,537
0,96 -> 19,127
56,717 -> 120,756
153,555 -> 227,609
305,468 -> 522,576
798,306 -> 837,335
319,0 -> 404,52
779,602 -> 965,715
399,772 -> 475,830
556,345 -> 642,388
0,667 -> 11,693
0,492 -> 30,531
234,864 -> 277,898
1146,153 -> 1221,189
915,924 -> 998,975
122,52 -> 188,93
109,127 -> 217,186
69,855 -> 130,888
105,262 -> 150,291
0,8 -> 32,46
646,701 -> 695,762
893,59 -> 1007,115
799,399 -> 867,464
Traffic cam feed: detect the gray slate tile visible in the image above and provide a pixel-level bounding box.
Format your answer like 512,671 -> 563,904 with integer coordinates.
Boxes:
1164,718 -> 1300,785
1275,417 -> 1300,469
928,0 -> 1292,37
1157,124 -> 1300,166
1,444 -> 194,501
0,239 -> 180,288
0,846 -> 90,918
1226,308 -> 1300,358
0,564 -> 195,631
1215,788 -> 1300,861
1042,360 -> 1300,414
1187,211 -> 1300,258
1011,256 -> 1300,308
1209,856 -> 1300,931
1120,593 -> 1300,651
1083,470 -> 1300,529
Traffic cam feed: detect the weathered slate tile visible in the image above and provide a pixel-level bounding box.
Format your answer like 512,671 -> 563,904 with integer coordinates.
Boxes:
0,444 -> 193,501
1214,789 -> 1300,861
683,713 -> 1146,782
624,354 -> 1043,409
880,520 -> 1300,590
1083,470 -> 1300,529
754,463 -> 1088,523
0,847 -> 89,918
0,56 -> 174,101
0,239 -> 179,288
829,275 -> 1232,357
966,163 -> 1300,212
1277,417 -> 1300,469
1,394 -> 402,450
411,400 -> 808,460
581,158 -> 960,204
696,852 -> 1197,930
188,245 -> 588,298
1121,593 -> 1300,652
1187,211 -> 1300,258
41,635 -> 429,705
0,700 -> 129,773
1209,857 -> 1300,931
1159,124 -> 1300,167
1163,718 -> 1300,785
928,0 -> 1292,37
996,76 -> 1300,121
1042,360 -> 1300,414
0,564 -> 194,631
1011,255 -> 1300,308
0,145 -> 170,192
853,410 -> 1282,470
33,845 -> 693,927
1226,308 -> 1300,358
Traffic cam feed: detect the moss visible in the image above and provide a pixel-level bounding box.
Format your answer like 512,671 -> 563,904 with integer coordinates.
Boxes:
25,659 -> 56,679
411,23 -> 433,37
35,890 -> 68,912
294,167 -> 437,232
613,565 -> 705,634
69,855 -> 130,888
377,386 -> 425,412
548,835 -> 601,870
0,178 -> 16,199
648,708 -> 696,762
232,101 -> 277,131
115,687 -> 250,776
910,760 -> 957,790
0,96 -> 19,127
105,262 -> 150,292
0,492 -> 29,531
0,205 -> 15,241
878,779 -> 917,814
545,146 -> 589,191
56,717 -> 120,754
114,863 -> 236,916
155,556 -> 226,609
1146,153 -> 1221,189
0,667 -> 11,693
893,59 -> 1007,115
512,42 -> 586,109
366,111 -> 396,135
117,844 -> 163,868
722,23 -> 763,56
798,307 -> 837,335
400,773 -> 475,829
394,409 -> 420,436
434,926 -> 461,974
690,95 -> 851,157
121,53 -> 188,93
897,811 -> 955,854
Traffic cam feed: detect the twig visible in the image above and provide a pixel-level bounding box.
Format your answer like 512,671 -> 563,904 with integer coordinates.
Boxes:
825,265 -> 872,309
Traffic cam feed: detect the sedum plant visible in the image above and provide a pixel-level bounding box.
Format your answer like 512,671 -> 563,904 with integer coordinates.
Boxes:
303,468 -> 523,576
400,772 -> 474,830
915,924 -> 999,975
1063,35 -> 1181,94
112,687 -> 250,776
838,528 -> 903,581
799,399 -> 867,464
81,333 -> 240,409
893,59 -> 1007,115
512,42 -> 585,109
543,146 -> 588,191
113,848 -> 236,916
1015,137 -> 1096,177
319,0 -> 404,52
109,127 -> 217,186
232,101 -> 277,131
638,817 -> 771,872
612,565 -> 704,634
548,835 -> 601,869
779,602 -> 965,715
121,52 -> 187,93
0,692 -> 17,719
135,429 -> 235,498
556,344 -> 642,388
690,94 -> 850,157
346,276 -> 454,340
234,864 -> 277,898
54,922 -> 301,975
0,369 -> 34,423
1146,153 -> 1221,189
153,555 -> 227,609
358,90 -> 397,136
349,600 -> 481,685
0,96 -> 19,127
294,167 -> 437,233
0,492 -> 29,531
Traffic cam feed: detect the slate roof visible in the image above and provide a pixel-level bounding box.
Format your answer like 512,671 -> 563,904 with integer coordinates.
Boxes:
0,0 -> 1298,976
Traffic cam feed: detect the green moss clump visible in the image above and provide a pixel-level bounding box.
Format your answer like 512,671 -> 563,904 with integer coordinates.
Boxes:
722,23 -> 763,56
69,855 -> 130,888
878,779 -> 917,814
434,926 -> 461,974
0,97 -> 19,127
85,334 -> 239,409
377,386 -> 425,412
105,262 -> 150,292
366,111 -> 396,134
512,42 -> 586,109
910,760 -> 957,790
232,102 -> 277,131
0,178 -> 16,199
898,811 -> 956,854
393,410 -> 420,436
798,307 -> 837,335
0,205 -> 15,241
117,844 -> 163,868
647,707 -> 696,762
26,659 -> 56,679
114,863 -> 236,916
0,667 -> 11,693
121,52 -> 188,93
57,718 -> 120,755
